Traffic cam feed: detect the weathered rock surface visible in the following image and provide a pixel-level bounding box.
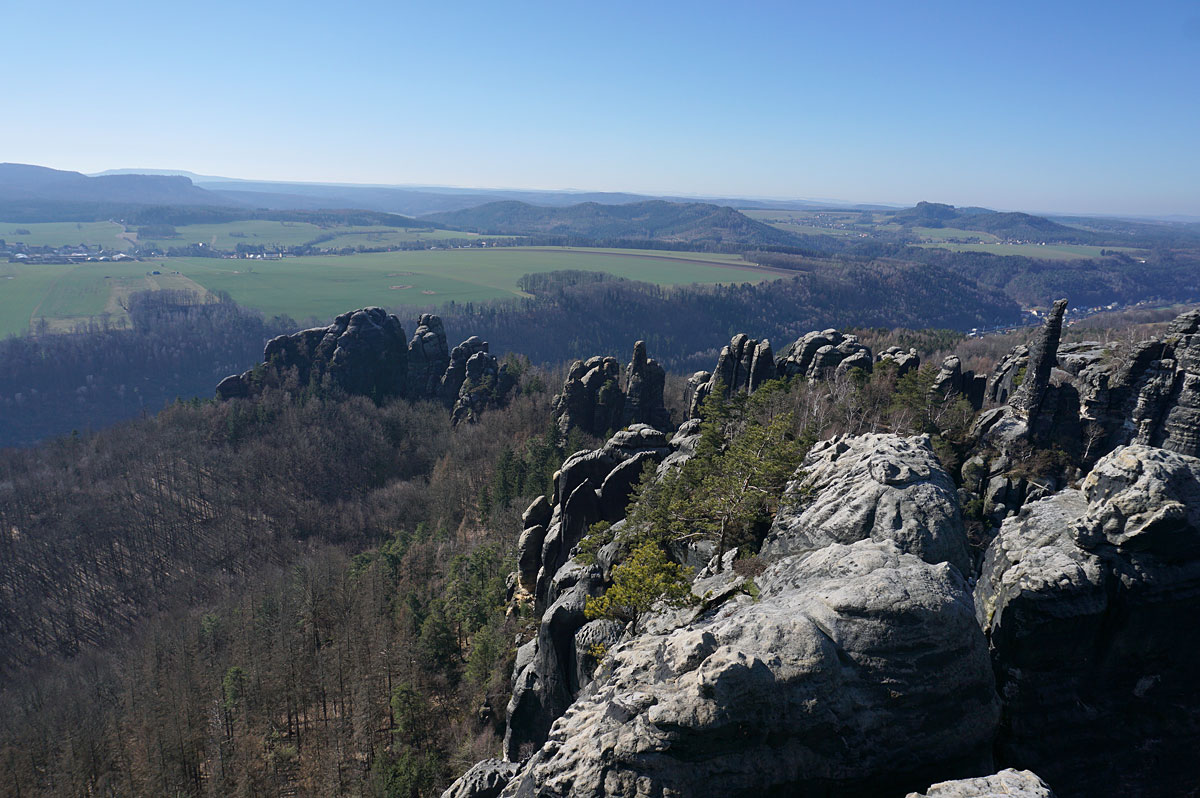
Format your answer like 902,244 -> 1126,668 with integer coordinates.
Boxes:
906,769 -> 1056,798
877,345 -> 921,377
407,313 -> 450,398
501,540 -> 999,798
505,425 -> 685,758
967,305 -> 1200,527
762,434 -> 972,575
1010,299 -> 1067,421
552,357 -> 624,437
441,759 -> 521,798
622,341 -> 671,430
975,444 -> 1200,798
238,307 -> 410,399
451,346 -> 516,426
690,328 -> 873,418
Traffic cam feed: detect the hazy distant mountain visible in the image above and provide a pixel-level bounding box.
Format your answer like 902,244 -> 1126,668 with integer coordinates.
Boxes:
889,201 -> 1099,242
0,163 -> 232,207
427,200 -> 807,246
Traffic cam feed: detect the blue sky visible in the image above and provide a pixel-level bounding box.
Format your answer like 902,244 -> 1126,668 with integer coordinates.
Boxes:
3,0 -> 1198,215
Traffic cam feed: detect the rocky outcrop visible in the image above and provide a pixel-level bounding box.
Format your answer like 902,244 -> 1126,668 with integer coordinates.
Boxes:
907,769 -> 1056,798
974,444 -> 1200,798
966,305 -> 1200,528
552,342 -> 671,437
689,334 -> 774,416
690,328 -> 874,418
877,345 -> 921,376
931,355 -> 987,410
504,424 -> 684,759
1010,299 -> 1067,421
441,336 -> 490,404
218,307 -> 411,400
761,434 -> 972,575
500,539 -> 999,797
450,347 -> 517,426
776,328 -> 872,380
214,310 -> 523,423
552,357 -> 624,437
496,431 -> 996,796
621,341 -> 670,430
441,759 -> 521,798
407,313 -> 450,398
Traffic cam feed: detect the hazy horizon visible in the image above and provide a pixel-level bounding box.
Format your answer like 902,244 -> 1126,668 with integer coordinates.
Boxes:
4,0 -> 1198,217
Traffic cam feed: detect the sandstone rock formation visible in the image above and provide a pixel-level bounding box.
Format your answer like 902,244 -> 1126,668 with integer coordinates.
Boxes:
877,345 -> 921,376
215,309 -> 519,423
551,342 -> 670,437
504,424 -> 683,759
481,431 -> 1001,797
450,345 -> 516,426
966,305 -> 1200,527
689,328 -> 873,418
499,540 -> 998,798
761,433 -> 972,575
442,759 -> 521,798
215,307 -> 412,400
407,313 -> 450,398
974,444 -> 1200,798
907,769 -> 1056,798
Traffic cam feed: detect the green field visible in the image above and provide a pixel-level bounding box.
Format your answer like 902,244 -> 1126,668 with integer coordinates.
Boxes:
0,219 -> 486,253
156,221 -> 483,250
2,221 -> 133,251
915,242 -> 1145,260
2,247 -> 786,335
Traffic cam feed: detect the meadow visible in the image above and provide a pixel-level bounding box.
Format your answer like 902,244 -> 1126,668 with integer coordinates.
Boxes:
2,221 -> 133,251
0,219 -> 484,253
1,247 -> 785,335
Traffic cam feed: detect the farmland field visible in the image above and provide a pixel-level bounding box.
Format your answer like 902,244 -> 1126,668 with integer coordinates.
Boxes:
1,221 -> 133,251
0,219 -> 485,253
914,242 -> 1144,260
2,247 -> 787,335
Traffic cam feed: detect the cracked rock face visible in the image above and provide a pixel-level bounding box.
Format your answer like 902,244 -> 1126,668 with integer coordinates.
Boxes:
761,433 -> 972,576
975,444 -> 1200,798
501,540 -> 999,798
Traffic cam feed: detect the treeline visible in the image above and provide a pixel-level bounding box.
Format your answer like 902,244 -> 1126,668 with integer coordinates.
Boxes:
440,262 -> 1022,373
0,292 -> 295,447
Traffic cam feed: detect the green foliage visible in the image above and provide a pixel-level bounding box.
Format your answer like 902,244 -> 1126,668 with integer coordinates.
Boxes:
585,542 -> 695,630
627,380 -> 806,566
574,520 -> 615,566
369,747 -> 443,798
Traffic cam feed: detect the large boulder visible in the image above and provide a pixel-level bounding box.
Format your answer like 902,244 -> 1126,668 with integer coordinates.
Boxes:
500,540 -> 999,797
762,434 -> 972,575
552,356 -> 624,437
974,444 -> 1200,798
441,759 -> 521,798
906,769 -> 1056,798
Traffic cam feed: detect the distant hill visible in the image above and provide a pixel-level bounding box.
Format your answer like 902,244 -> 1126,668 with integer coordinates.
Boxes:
0,163 -> 228,206
427,200 -> 806,247
0,164 -> 429,227
889,201 -> 1099,243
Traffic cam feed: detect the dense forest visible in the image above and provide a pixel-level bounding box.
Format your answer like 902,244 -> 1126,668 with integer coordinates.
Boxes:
0,292 -> 296,447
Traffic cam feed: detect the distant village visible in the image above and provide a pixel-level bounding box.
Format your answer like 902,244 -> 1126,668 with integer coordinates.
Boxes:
2,239 -> 136,265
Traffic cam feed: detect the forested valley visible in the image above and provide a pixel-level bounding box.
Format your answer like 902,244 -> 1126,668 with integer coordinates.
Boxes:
0,316 -> 1013,797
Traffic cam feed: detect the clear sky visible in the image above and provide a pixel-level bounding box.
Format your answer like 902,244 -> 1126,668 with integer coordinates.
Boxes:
3,0 -> 1198,216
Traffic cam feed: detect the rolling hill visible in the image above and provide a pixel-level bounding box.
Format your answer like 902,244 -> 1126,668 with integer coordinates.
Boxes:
889,201 -> 1100,242
426,200 -> 806,247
